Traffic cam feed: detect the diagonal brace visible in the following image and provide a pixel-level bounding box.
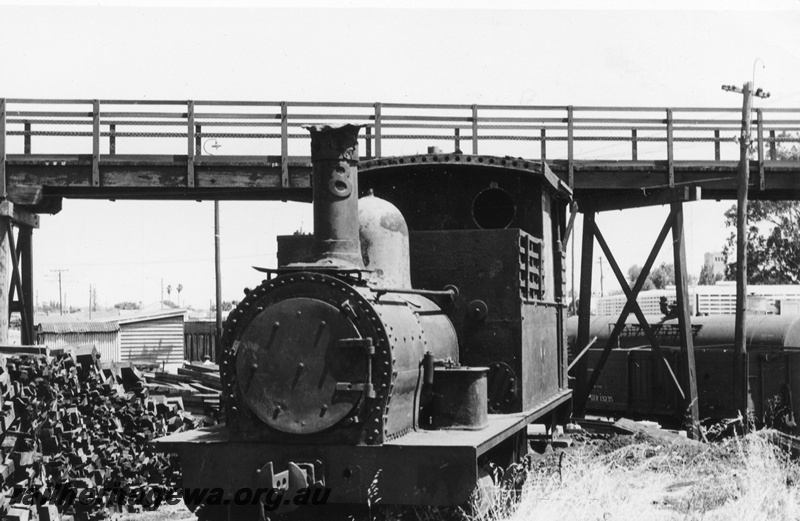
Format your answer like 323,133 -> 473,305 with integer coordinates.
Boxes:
590,218 -> 684,400
562,202 -> 578,245
6,222 -> 29,344
576,208 -> 678,410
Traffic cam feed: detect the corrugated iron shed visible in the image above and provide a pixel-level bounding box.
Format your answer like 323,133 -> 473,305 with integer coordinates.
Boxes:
36,321 -> 121,362
117,309 -> 186,367
38,322 -> 120,333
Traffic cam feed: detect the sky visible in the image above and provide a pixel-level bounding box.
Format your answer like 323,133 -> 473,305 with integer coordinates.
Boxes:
1,1 -> 799,311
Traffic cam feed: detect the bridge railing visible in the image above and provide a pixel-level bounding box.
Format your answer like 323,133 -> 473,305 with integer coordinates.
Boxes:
1,98 -> 799,184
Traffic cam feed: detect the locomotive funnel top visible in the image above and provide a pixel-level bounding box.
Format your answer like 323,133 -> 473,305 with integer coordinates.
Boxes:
307,124 -> 364,269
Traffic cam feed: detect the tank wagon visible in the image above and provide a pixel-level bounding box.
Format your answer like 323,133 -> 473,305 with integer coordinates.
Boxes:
155,125 -> 572,519
567,314 -> 800,431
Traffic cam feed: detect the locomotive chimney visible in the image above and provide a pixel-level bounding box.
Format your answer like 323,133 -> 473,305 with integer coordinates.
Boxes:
307,124 -> 364,268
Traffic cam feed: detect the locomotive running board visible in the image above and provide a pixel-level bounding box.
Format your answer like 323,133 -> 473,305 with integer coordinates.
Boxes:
151,389 -> 571,506
384,389 -> 572,455
152,389 -> 571,455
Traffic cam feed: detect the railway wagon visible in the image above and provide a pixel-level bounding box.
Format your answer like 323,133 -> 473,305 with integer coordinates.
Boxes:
567,314 -> 800,431
155,125 -> 572,519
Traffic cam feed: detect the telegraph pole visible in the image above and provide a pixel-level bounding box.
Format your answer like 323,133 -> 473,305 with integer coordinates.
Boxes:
51,269 -> 68,316
722,80 -> 770,418
214,201 -> 222,360
200,138 -> 225,361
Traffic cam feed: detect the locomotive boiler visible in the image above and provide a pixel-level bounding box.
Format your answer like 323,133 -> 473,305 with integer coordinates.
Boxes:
155,125 -> 572,519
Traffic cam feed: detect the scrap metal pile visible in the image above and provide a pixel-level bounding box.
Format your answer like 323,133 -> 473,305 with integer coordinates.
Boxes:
0,346 -> 221,521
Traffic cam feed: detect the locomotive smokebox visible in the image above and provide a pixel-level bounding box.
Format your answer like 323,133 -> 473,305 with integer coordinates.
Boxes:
307,124 -> 364,268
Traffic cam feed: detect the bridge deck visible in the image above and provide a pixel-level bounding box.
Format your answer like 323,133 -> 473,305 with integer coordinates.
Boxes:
1,99 -> 799,211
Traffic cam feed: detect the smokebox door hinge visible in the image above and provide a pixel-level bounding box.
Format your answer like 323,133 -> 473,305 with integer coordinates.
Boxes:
336,337 -> 375,355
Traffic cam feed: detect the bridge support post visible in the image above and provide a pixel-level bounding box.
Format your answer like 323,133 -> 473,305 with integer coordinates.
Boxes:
0,202 -> 38,346
671,202 -> 700,438
0,216 -> 8,344
573,211 -> 594,418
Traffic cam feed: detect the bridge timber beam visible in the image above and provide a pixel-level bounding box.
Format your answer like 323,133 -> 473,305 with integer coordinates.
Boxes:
5,155 -> 799,214
4,155 -> 314,210
549,160 -> 800,200
579,186 -> 702,213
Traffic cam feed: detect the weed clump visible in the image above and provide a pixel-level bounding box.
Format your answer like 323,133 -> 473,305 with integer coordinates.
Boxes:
470,430 -> 800,521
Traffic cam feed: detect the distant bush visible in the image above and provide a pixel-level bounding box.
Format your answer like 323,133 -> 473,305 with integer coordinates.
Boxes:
114,301 -> 141,310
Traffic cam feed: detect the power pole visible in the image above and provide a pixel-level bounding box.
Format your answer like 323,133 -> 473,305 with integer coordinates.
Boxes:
722,80 -> 770,418
214,201 -> 223,361
202,137 -> 224,362
51,269 -> 68,316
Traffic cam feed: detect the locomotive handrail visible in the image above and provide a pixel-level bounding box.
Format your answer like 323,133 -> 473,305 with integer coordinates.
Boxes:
2,98 -> 800,192
372,286 -> 459,298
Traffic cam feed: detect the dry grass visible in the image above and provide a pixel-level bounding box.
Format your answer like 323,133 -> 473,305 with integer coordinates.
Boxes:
475,430 -> 800,521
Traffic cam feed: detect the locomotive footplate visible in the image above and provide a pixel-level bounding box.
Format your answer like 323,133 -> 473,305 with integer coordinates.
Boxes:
152,389 -> 570,507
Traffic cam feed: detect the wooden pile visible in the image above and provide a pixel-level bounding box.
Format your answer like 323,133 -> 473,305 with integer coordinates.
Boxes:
144,362 -> 222,419
0,346 -> 219,521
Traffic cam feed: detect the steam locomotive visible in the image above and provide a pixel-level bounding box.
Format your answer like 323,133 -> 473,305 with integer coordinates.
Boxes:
155,125 -> 572,519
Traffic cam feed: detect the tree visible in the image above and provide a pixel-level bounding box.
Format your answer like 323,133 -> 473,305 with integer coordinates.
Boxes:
722,201 -> 800,284
114,301 -> 141,310
626,262 -> 675,290
627,265 -> 654,291
210,300 -> 239,312
698,263 -> 723,285
166,285 -> 172,302
177,284 -> 183,307
649,262 -> 675,289
721,133 -> 800,284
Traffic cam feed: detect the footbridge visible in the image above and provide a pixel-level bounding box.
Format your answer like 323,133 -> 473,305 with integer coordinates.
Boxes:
2,98 -> 799,436
1,99 -> 799,213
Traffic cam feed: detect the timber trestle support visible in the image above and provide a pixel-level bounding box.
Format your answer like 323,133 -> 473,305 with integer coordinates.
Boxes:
0,202 -> 38,346
571,202 -> 700,439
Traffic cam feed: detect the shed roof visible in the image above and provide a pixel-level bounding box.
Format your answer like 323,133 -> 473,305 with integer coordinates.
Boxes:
37,321 -> 120,333
115,309 -> 187,326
